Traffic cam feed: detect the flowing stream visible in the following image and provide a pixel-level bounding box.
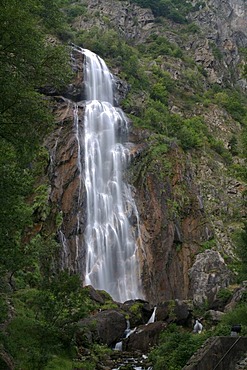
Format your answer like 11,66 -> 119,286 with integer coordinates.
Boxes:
76,47 -> 143,303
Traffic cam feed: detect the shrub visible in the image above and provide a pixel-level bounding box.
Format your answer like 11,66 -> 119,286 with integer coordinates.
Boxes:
220,304 -> 247,335
144,35 -> 183,58
216,288 -> 233,305
168,116 -> 206,150
150,324 -> 208,370
150,82 -> 168,104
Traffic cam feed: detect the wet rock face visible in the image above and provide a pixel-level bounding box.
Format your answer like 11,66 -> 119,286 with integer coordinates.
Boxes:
155,299 -> 192,325
45,99 -> 86,272
65,49 -> 86,102
45,51 -> 88,275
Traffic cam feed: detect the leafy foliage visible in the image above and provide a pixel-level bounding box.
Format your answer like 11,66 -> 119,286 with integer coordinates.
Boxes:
0,0 -> 71,153
150,324 -> 208,370
3,273 -> 92,369
0,140 -> 33,280
0,2 -> 74,366
140,34 -> 183,58
0,0 -> 71,278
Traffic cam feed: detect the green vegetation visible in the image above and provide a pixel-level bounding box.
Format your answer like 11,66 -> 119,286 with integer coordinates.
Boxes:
0,0 -> 78,368
127,0 -> 205,23
199,238 -> 217,253
150,298 -> 247,370
0,0 -> 247,368
2,275 -> 98,370
75,27 -> 149,89
234,222 -> 247,281
150,324 -> 208,370
129,302 -> 144,321
140,34 -> 183,58
0,0 -> 71,279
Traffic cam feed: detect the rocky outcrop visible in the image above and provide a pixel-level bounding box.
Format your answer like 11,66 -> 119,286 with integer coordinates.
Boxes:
76,309 -> 127,347
154,299 -> 192,326
74,0 -> 247,90
189,249 -> 233,306
189,0 -> 247,88
122,321 -> 167,352
74,0 -> 156,43
184,337 -> 247,370
131,140 -> 214,303
73,289 -> 194,352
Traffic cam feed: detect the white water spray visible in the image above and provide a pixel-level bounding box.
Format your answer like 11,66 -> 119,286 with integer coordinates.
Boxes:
77,47 -> 143,302
147,306 -> 157,324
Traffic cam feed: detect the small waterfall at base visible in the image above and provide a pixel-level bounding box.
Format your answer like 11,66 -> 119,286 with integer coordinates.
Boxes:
114,320 -> 136,351
147,306 -> 157,324
76,47 -> 143,303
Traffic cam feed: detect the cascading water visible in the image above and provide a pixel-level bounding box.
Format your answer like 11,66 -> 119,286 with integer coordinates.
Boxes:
147,306 -> 157,324
76,47 -> 143,302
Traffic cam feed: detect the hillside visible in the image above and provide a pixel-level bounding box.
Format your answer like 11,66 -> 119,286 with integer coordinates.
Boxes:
0,0 -> 247,369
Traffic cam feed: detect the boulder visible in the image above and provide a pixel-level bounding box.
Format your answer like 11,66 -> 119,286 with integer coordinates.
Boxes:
206,310 -> 225,324
224,282 -> 247,312
155,300 -> 192,326
122,321 -> 167,352
85,285 -> 109,305
121,299 -> 153,326
76,309 -> 127,347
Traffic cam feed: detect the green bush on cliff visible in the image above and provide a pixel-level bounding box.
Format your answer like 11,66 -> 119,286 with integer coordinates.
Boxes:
167,116 -> 207,150
214,90 -> 247,124
216,288 -> 233,306
141,34 -> 183,58
128,0 -> 202,23
215,303 -> 247,336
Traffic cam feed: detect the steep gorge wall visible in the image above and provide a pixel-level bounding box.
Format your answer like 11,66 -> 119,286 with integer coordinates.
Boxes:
129,130 -> 234,304
44,0 -> 246,305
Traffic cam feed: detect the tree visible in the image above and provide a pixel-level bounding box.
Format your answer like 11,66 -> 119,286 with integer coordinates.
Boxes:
0,0 -> 70,279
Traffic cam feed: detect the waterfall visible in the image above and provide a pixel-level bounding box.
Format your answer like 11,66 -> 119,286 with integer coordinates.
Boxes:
114,320 -> 136,351
147,307 -> 157,324
76,47 -> 143,302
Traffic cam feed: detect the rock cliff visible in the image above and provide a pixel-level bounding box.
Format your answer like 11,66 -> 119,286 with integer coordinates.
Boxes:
44,0 -> 246,306
190,0 -> 247,88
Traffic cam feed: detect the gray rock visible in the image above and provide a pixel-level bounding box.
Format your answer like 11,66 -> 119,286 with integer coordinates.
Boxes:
189,249 -> 233,306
